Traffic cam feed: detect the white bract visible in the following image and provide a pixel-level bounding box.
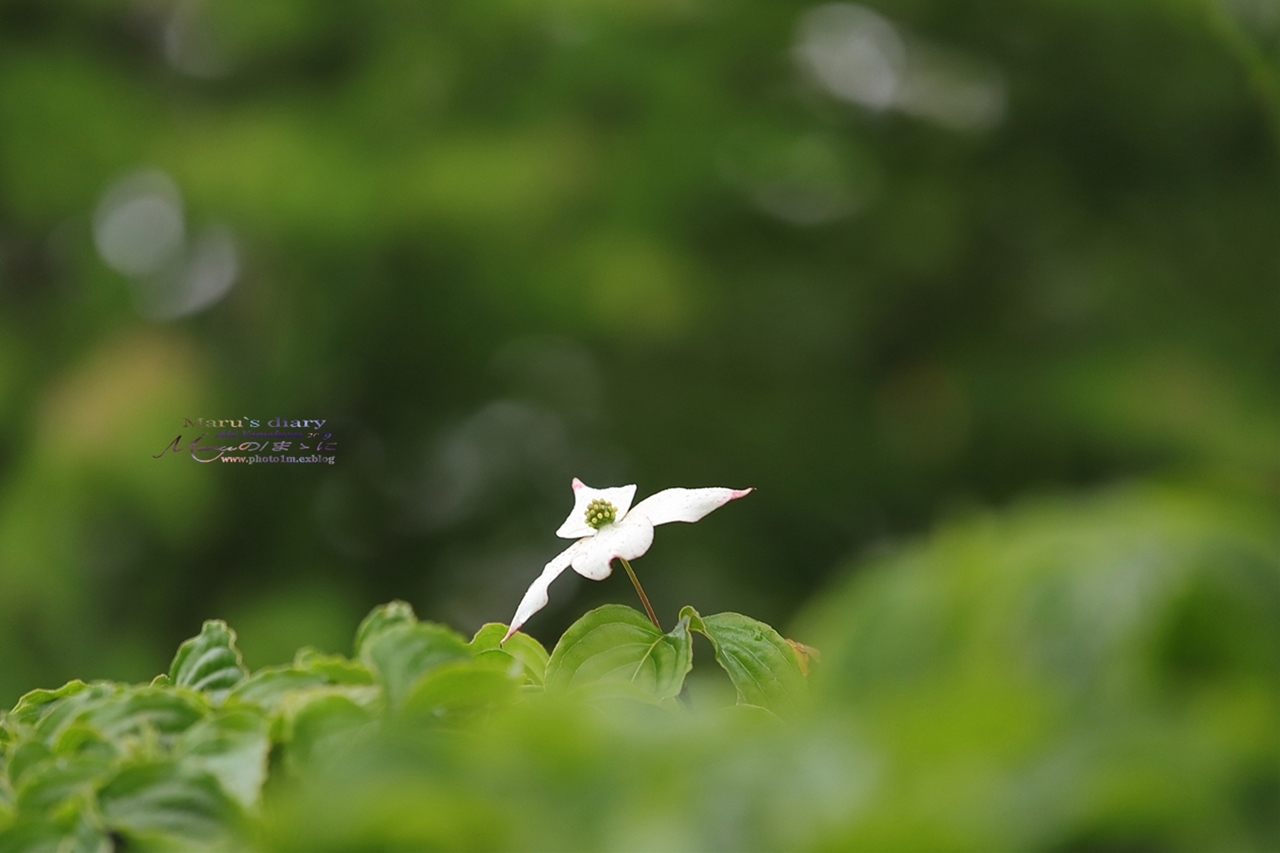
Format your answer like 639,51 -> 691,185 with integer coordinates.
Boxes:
502,479 -> 754,642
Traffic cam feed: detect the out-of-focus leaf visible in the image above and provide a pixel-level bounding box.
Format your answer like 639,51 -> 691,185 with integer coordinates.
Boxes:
545,605 -> 692,701
794,486 -> 1280,850
15,753 -> 113,814
353,600 -> 417,657
469,624 -> 549,686
681,607 -> 808,717
717,703 -> 784,732
786,639 -> 820,677
291,649 -> 374,685
282,695 -> 374,773
178,711 -> 270,809
0,821 -> 61,853
169,621 -> 247,700
361,624 -> 470,708
261,776 -> 511,853
97,762 -> 243,850
399,660 -> 521,726
0,817 -> 110,853
28,685 -> 117,745
561,679 -> 685,713
7,682 -> 90,729
6,741 -> 52,787
75,688 -> 207,743
227,650 -> 374,714
49,724 -> 113,760
226,667 -> 332,713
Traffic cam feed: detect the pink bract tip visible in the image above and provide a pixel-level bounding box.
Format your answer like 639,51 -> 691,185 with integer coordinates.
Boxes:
731,487 -> 755,499
571,477 -> 585,490
500,624 -> 519,645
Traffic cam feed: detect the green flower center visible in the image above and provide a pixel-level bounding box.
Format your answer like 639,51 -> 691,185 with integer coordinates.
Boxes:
584,498 -> 617,529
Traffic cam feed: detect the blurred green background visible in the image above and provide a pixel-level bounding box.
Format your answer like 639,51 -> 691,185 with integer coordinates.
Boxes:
0,0 -> 1277,847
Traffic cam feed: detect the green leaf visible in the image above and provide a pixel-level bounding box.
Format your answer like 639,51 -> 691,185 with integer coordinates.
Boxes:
560,679 -> 684,712
353,600 -> 417,657
50,724 -> 114,760
27,685 -> 117,745
399,660 -> 521,726
0,821 -> 63,853
259,681 -> 374,742
717,703 -> 784,732
6,741 -> 53,787
0,817 -> 110,853
545,605 -> 692,701
75,688 -> 207,744
469,623 -> 549,686
97,762 -> 243,849
7,681 -> 90,729
282,695 -> 374,773
227,667 -> 334,713
292,649 -> 375,685
226,652 -> 374,715
680,607 -> 808,717
168,621 -> 247,700
177,711 -> 271,809
15,753 -> 113,814
361,623 -> 471,708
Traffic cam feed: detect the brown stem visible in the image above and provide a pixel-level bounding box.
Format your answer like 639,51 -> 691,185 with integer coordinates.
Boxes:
619,557 -> 660,630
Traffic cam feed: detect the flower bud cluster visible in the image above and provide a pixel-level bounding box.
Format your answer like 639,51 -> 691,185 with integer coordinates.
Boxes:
584,498 -> 617,529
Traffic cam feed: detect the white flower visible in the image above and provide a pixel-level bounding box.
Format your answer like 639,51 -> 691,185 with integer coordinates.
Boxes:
502,478 -> 754,642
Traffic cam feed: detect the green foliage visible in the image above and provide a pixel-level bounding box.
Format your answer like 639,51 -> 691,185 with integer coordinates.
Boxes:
793,486 -> 1280,852
0,596 -> 801,850
1,487 -> 1274,851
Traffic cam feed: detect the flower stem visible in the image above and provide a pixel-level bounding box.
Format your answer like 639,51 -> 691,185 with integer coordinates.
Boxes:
618,557 -> 660,630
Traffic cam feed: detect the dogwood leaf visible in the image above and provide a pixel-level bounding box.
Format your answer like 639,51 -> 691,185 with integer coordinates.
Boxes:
169,621 -> 247,700
360,624 -> 471,708
469,624 -> 549,686
545,605 -> 691,701
97,762 -> 243,849
399,660 -> 522,726
353,600 -> 417,657
178,711 -> 271,809
680,607 -> 808,717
